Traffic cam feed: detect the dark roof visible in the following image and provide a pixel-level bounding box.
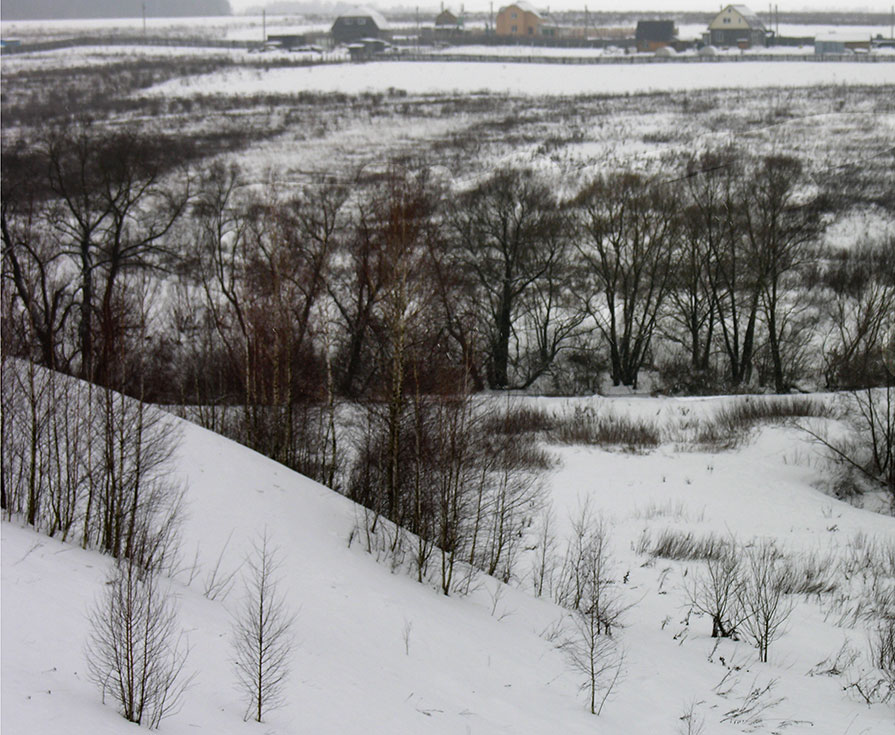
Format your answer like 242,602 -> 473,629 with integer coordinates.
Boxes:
635,20 -> 676,42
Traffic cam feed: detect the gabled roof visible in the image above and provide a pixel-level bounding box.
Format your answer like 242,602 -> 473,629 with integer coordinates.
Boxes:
498,2 -> 542,19
435,9 -> 459,26
333,5 -> 389,30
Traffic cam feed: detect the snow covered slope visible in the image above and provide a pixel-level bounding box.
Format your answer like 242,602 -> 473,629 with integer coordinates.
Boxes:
3,399 -> 894,733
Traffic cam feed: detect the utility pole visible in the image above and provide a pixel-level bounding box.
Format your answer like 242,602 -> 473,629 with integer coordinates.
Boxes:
490,1 -> 494,34
262,9 -> 266,43
142,1 -> 147,38
584,4 -> 589,41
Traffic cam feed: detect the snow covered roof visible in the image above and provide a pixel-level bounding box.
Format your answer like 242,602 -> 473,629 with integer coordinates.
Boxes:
729,5 -> 766,30
333,5 -> 389,30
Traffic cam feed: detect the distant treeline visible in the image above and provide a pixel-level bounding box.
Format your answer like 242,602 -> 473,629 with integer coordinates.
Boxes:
0,0 -> 231,21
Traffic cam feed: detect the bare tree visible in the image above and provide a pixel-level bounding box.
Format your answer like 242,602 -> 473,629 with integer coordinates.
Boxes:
688,148 -> 762,387
40,124 -> 188,384
736,540 -> 793,663
559,512 -> 625,715
86,557 -> 191,728
573,172 -> 680,389
447,167 -> 567,389
744,155 -> 821,392
803,384 -> 895,508
231,530 -> 296,722
684,546 -> 744,639
555,505 -> 624,634
821,241 -> 895,389
664,182 -> 717,378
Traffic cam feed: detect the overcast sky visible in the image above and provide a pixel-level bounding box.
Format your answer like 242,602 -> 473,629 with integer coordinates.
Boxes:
227,1 -> 895,14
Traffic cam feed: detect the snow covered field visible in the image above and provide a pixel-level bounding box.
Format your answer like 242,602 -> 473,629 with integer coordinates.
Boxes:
144,59 -> 895,98
3,394 -> 894,734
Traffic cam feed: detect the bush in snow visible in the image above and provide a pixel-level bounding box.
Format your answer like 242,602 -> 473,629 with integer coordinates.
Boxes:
736,540 -> 794,664
85,557 -> 191,728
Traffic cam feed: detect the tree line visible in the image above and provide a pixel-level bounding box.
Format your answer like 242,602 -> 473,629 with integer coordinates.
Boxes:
3,123 -> 894,542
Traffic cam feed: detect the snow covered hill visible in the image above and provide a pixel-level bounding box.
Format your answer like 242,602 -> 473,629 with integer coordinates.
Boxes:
3,397 -> 894,733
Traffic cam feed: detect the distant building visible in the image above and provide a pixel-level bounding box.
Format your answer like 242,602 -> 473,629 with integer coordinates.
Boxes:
435,9 -> 460,29
708,5 -> 767,48
434,8 -> 464,40
332,7 -> 389,45
495,2 -> 543,37
635,20 -> 676,52
815,36 -> 870,55
347,37 -> 392,60
266,34 -> 310,50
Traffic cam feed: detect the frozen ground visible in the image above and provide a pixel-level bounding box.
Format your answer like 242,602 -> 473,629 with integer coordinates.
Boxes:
143,59 -> 895,98
2,393 -> 895,734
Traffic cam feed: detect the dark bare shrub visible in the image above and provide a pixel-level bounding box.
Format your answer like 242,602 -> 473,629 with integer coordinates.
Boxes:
553,406 -> 661,452
685,549 -> 744,639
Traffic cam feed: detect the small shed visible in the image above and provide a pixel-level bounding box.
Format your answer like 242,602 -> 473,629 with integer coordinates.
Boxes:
332,6 -> 389,45
635,20 -> 676,52
347,38 -> 392,60
266,34 -> 309,50
815,39 -> 848,55
815,36 -> 870,55
708,5 -> 767,48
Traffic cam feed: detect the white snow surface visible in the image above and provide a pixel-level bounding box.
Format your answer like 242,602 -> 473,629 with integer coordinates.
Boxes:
143,59 -> 895,98
3,393 -> 895,733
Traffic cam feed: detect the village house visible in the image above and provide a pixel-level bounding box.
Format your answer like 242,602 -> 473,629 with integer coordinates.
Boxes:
495,2 -> 545,37
635,20 -> 677,52
707,4 -> 768,48
331,6 -> 389,45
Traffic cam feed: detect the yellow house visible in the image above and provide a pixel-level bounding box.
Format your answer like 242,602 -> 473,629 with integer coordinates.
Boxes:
708,4 -> 767,48
496,2 -> 543,37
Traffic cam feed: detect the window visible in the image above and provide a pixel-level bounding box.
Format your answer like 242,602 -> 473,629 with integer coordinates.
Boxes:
528,26 -> 534,34
511,24 -> 517,32
511,11 -> 517,18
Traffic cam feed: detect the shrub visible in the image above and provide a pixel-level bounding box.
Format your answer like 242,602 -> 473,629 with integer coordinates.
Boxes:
552,406 -> 661,452
685,395 -> 835,451
636,528 -> 730,562
736,540 -> 794,664
86,558 -> 191,728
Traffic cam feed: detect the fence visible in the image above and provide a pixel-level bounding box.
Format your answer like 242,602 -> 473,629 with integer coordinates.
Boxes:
385,51 -> 895,65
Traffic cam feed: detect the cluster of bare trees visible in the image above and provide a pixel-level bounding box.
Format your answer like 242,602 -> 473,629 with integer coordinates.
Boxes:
1,358 -> 184,571
685,539 -> 794,664
6,127 -> 892,414
5,128 -> 892,407
3,126 -> 893,563
350,395 -> 550,593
